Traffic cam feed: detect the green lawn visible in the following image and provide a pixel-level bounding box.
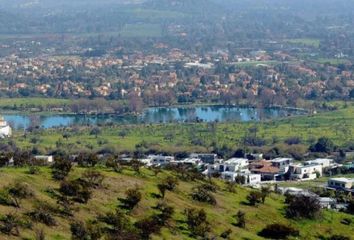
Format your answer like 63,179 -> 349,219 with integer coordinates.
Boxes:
0,166 -> 352,239
286,38 -> 321,48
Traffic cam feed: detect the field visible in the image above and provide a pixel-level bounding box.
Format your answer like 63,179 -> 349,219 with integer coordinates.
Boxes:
9,101 -> 354,154
286,38 -> 321,48
0,166 -> 352,239
0,98 -> 71,109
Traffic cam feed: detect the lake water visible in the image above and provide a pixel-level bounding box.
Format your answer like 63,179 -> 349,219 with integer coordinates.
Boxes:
2,106 -> 305,130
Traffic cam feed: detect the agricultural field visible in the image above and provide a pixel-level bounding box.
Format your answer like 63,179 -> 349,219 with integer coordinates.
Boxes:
0,166 -> 352,239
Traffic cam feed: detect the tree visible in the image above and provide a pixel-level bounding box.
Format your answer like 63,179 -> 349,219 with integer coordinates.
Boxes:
157,183 -> 167,199
51,158 -> 72,180
99,209 -> 139,239
185,208 -> 210,237
90,127 -> 101,138
191,186 -> 216,205
234,210 -> 246,228
258,223 -> 299,239
246,191 -> 263,206
310,137 -> 335,153
81,170 -> 104,188
285,194 -> 321,219
261,186 -> 271,204
120,187 -> 142,210
7,182 -> 34,208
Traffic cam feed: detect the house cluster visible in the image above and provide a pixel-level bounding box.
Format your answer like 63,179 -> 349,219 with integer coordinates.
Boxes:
134,154 -> 341,186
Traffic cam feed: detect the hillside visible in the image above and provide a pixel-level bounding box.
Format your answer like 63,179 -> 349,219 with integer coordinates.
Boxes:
0,166 -> 352,239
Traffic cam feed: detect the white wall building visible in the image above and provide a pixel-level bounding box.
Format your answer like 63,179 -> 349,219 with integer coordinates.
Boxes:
0,117 -> 12,138
289,164 -> 323,180
328,178 -> 354,189
305,158 -> 334,168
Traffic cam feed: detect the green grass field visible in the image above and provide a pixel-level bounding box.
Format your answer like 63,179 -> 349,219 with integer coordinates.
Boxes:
0,166 -> 352,239
286,38 -> 321,48
9,101 -> 354,154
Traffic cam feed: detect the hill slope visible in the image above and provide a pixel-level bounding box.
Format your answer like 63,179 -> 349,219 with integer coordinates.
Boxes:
0,166 -> 352,239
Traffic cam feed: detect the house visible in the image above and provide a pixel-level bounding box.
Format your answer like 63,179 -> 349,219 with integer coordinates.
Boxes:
319,197 -> 337,209
191,153 -> 218,164
250,160 -> 281,181
207,158 -> 249,176
221,172 -> 261,185
34,155 -> 54,165
305,158 -> 334,168
270,158 -> 293,173
289,164 -> 323,180
327,178 -> 354,190
146,155 -> 174,167
0,116 -> 12,138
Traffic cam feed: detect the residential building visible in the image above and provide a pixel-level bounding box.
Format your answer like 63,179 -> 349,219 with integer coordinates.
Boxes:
0,116 -> 12,138
328,178 -> 354,190
305,158 -> 334,168
250,160 -> 281,181
289,164 -> 323,180
270,158 -> 293,173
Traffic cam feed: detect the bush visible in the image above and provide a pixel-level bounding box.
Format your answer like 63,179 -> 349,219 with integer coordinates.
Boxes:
258,223 -> 299,239
234,210 -> 246,228
70,221 -> 88,240
51,158 -> 72,180
81,170 -> 104,188
27,205 -> 57,226
59,180 -> 92,204
119,187 -> 142,210
328,235 -> 351,240
0,213 -> 21,236
285,194 -> 321,219
246,191 -> 263,206
191,186 -> 216,205
7,182 -> 34,208
28,166 -> 40,175
185,208 -> 210,237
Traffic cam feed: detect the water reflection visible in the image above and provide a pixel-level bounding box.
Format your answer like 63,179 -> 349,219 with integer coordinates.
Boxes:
2,106 -> 305,130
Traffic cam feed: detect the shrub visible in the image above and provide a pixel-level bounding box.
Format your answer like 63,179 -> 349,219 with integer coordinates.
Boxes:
27,205 -> 57,226
246,191 -> 263,206
51,158 -> 72,180
70,221 -> 88,240
7,182 -> 34,208
285,194 -> 321,219
59,180 -> 92,204
81,170 -> 104,188
0,213 -> 21,236
258,223 -> 299,239
328,235 -> 351,240
120,187 -> 142,210
99,209 -> 139,239
220,229 -> 232,239
28,166 -> 40,175
163,176 -> 179,191
135,217 -> 161,240
191,186 -> 216,205
185,208 -> 210,237
234,210 -> 246,228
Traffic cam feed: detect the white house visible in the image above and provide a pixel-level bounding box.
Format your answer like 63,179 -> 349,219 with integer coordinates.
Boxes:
270,158 -> 293,173
328,178 -> 354,190
289,164 -> 323,180
221,172 -> 261,185
0,117 -> 12,138
305,158 -> 334,168
146,155 -> 174,167
34,155 -> 54,165
207,158 -> 249,175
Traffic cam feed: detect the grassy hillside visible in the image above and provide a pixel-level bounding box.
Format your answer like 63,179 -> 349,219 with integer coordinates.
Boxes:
0,166 -> 352,239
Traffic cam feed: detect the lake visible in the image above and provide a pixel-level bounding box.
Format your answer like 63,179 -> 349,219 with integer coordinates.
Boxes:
2,106 -> 305,130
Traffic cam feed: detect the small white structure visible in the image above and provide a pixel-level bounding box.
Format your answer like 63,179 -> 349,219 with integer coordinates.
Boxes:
305,158 -> 334,168
146,155 -> 174,167
289,164 -> 323,180
191,153 -> 218,164
221,172 -> 261,185
34,155 -> 54,165
0,117 -> 12,138
328,178 -> 354,189
319,197 -> 336,209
